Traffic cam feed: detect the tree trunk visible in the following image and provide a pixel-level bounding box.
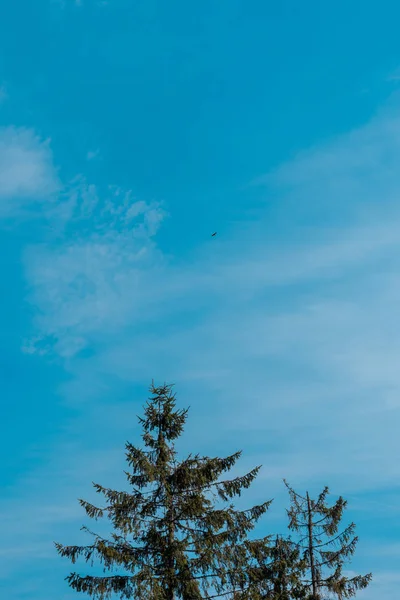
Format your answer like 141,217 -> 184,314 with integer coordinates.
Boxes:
166,504 -> 175,600
307,492 -> 318,600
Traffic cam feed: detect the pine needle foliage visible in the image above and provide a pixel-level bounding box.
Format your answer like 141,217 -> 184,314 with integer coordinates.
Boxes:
260,535 -> 309,600
283,480 -> 372,600
55,383 -> 275,600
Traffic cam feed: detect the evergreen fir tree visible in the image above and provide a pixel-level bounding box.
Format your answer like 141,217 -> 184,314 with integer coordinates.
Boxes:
261,535 -> 308,600
282,481 -> 372,600
55,383 -> 277,600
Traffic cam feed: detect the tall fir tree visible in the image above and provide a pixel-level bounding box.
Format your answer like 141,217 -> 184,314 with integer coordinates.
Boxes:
283,480 -> 372,600
55,383 -> 278,600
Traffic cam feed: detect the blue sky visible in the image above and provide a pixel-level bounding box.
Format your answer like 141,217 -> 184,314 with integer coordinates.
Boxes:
1,0 -> 400,597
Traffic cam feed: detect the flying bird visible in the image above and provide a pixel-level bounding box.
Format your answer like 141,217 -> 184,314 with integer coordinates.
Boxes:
211,232 -> 217,237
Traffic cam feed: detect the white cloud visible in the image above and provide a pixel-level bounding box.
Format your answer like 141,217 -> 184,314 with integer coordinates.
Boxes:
23,180 -> 166,357
19,96 -> 400,498
357,571 -> 400,600
5,96 -> 400,595
52,0 -> 108,7
387,68 -> 400,82
86,148 -> 100,160
364,542 -> 400,558
0,127 -> 60,217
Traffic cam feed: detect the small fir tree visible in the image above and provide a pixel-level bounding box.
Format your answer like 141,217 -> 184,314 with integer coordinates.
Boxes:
261,535 -> 308,600
283,481 -> 372,600
55,383 -> 276,600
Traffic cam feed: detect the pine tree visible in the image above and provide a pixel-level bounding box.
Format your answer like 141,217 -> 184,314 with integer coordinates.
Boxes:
55,383 -> 276,600
282,480 -> 372,600
259,535 -> 308,600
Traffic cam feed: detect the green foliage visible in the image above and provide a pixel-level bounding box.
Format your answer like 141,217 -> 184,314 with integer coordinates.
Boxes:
55,383 -> 276,600
258,535 -> 309,600
283,480 -> 372,599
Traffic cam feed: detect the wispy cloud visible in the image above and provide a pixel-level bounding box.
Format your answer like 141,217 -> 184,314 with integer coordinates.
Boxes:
0,127 -> 60,218
86,148 -> 100,161
358,571 -> 400,600
53,0 -> 108,7
3,98 -> 400,595
23,179 -> 167,357
20,99 -> 400,496
387,68 -> 400,82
